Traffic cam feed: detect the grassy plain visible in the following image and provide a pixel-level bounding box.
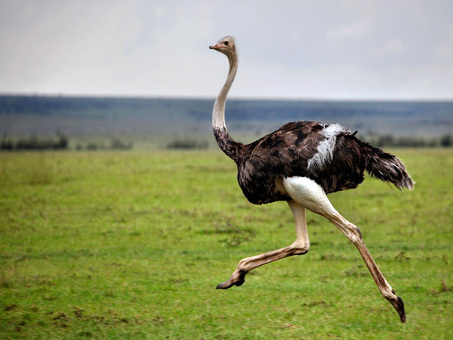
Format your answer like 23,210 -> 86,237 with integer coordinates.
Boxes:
0,149 -> 452,339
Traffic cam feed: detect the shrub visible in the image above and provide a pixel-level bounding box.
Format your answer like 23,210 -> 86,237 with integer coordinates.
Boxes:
0,132 -> 69,151
166,139 -> 208,150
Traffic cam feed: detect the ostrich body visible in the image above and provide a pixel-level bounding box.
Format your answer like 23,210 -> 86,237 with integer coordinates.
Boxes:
209,36 -> 414,322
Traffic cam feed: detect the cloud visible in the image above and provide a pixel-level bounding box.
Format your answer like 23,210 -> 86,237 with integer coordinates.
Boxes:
0,0 -> 452,99
436,23 -> 453,58
325,20 -> 374,44
370,38 -> 404,56
0,1 -> 142,94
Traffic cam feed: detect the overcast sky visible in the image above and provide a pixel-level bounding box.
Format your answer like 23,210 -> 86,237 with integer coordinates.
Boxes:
1,0 -> 452,100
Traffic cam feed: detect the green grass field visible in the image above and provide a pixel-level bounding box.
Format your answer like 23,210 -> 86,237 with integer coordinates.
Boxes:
1,149 -> 452,339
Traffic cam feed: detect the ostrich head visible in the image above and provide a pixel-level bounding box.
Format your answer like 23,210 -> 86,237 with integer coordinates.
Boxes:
209,36 -> 236,57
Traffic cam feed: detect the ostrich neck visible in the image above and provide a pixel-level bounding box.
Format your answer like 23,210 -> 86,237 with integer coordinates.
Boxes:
212,54 -> 238,129
212,54 -> 243,162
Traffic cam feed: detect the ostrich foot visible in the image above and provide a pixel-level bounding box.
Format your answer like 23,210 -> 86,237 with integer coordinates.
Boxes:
387,294 -> 406,323
216,270 -> 246,289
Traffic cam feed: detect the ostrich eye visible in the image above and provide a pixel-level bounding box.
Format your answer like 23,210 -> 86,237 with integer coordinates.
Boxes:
224,41 -> 229,46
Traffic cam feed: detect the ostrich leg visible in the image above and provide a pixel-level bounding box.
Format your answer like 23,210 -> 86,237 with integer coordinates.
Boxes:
283,176 -> 406,322
216,201 -> 310,289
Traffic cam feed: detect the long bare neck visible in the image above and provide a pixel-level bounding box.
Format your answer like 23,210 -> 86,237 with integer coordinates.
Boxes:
212,53 -> 243,162
212,54 -> 238,129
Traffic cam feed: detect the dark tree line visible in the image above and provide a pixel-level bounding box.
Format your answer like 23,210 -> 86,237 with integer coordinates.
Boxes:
1,132 -> 451,151
1,132 -> 68,151
166,139 -> 208,150
0,133 -> 133,151
75,139 -> 133,151
359,134 -> 452,148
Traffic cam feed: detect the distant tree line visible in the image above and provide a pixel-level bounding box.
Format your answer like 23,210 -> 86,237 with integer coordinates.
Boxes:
166,139 -> 208,150
1,132 -> 451,151
0,133 -> 133,151
1,132 -> 68,151
358,134 -> 452,148
75,138 -> 133,151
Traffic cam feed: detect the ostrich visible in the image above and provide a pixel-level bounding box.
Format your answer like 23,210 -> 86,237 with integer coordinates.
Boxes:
209,36 -> 414,322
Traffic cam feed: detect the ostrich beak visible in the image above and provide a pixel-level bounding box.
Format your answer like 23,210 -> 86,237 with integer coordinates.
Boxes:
209,44 -> 219,50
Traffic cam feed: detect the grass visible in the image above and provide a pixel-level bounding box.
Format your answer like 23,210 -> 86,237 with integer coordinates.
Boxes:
0,149 -> 452,339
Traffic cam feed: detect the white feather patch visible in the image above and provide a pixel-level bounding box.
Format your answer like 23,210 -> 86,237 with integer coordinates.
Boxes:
307,124 -> 346,172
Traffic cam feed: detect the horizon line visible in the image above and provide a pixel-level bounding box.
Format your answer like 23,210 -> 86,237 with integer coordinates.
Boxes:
1,92 -> 453,103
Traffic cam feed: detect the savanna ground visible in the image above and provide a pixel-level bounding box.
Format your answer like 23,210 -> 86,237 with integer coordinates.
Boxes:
0,149 -> 452,339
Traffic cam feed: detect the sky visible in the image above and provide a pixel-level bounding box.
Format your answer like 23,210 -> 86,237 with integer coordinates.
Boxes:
1,0 -> 453,100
